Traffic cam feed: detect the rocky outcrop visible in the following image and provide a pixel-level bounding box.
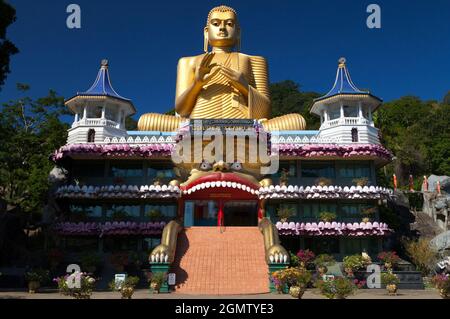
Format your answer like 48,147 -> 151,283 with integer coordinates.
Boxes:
422,175 -> 450,231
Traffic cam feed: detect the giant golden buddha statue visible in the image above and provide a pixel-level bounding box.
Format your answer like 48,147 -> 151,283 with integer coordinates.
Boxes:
138,5 -> 306,131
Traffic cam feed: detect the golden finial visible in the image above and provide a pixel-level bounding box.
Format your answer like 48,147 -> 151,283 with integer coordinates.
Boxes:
101,59 -> 109,69
338,57 -> 346,68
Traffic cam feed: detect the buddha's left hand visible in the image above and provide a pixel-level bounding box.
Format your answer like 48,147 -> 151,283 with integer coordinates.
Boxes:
220,66 -> 249,96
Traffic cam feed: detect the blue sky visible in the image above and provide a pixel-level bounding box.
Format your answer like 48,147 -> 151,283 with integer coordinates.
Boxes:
1,0 -> 450,119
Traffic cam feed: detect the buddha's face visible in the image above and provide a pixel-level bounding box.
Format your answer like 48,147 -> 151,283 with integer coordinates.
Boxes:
205,11 -> 239,48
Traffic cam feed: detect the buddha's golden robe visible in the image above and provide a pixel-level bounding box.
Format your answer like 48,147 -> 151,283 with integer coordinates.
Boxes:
138,52 -> 306,131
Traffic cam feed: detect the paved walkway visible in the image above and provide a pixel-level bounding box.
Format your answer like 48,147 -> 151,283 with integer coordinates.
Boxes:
0,288 -> 442,299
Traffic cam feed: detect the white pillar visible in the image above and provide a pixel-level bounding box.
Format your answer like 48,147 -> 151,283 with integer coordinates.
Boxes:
324,110 -> 329,122
101,104 -> 106,119
74,113 -> 79,122
83,105 -> 87,120
340,103 -> 344,118
358,102 -> 363,118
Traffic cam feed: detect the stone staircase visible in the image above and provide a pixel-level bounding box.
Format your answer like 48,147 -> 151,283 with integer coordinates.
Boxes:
171,227 -> 269,295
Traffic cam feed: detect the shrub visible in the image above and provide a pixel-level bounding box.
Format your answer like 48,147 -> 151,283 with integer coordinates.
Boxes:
381,272 -> 400,285
55,272 -> 96,299
315,277 -> 357,299
403,237 -> 437,276
377,251 -> 401,267
296,249 -> 315,267
342,254 -> 367,272
315,177 -> 332,186
314,254 -> 336,267
25,269 -> 50,284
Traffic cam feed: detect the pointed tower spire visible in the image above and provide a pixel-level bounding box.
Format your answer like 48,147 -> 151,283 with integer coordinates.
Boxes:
81,59 -> 130,101
310,57 -> 381,115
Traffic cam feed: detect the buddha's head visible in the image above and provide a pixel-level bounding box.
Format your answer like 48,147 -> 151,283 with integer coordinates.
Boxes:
204,5 -> 240,51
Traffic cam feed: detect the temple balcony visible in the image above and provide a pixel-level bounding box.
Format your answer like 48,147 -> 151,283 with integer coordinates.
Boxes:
72,118 -> 121,129
321,116 -> 374,129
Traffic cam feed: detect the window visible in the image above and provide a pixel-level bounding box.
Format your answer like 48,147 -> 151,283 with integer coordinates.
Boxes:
304,238 -> 340,255
86,106 -> 102,118
109,161 -> 143,177
338,162 -> 371,178
87,129 -> 95,143
72,162 -> 105,178
147,163 -> 176,182
144,204 -> 177,221
106,205 -> 141,220
276,161 -> 297,178
301,203 -> 337,219
344,105 -> 358,117
351,128 -> 358,142
105,107 -> 118,121
69,205 -> 103,221
301,162 -> 335,178
328,107 -> 340,120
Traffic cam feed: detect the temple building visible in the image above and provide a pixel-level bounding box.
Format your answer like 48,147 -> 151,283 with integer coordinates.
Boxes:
50,5 -> 393,294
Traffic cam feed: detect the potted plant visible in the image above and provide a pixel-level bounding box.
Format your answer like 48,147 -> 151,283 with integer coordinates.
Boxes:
381,272 -> 400,295
109,276 -> 140,299
315,177 -> 332,187
296,249 -> 315,269
277,207 -> 294,223
153,172 -> 165,186
283,267 -> 312,299
352,177 -> 369,187
315,276 -> 357,299
25,269 -> 50,293
54,271 -> 96,299
431,274 -> 450,299
377,251 -> 401,271
342,254 -> 368,277
149,272 -> 166,293
361,206 -> 377,222
314,254 -> 336,277
279,168 -> 289,186
270,270 -> 288,294
318,212 -> 336,223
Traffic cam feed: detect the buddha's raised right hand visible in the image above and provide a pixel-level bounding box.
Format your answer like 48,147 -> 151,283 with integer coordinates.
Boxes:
195,52 -> 219,86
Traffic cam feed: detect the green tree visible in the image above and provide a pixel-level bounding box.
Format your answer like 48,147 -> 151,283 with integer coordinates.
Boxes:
0,84 -> 69,216
375,96 -> 450,186
443,91 -> 450,105
269,80 -> 321,129
0,0 -> 19,90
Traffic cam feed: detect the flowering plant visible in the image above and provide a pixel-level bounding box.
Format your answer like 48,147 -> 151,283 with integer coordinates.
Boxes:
353,279 -> 367,289
270,270 -> 288,293
315,276 -> 357,299
431,274 -> 450,298
343,254 -> 369,271
381,272 -> 400,285
296,249 -> 315,267
378,251 -> 401,268
54,272 -> 96,299
314,254 -> 336,268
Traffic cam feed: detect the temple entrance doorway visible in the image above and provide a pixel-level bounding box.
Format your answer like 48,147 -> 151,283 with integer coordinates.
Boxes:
184,200 -> 258,227
224,201 -> 258,226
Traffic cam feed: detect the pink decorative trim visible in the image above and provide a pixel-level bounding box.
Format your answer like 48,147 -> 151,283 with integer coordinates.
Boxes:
56,184 -> 181,199
276,143 -> 392,160
259,185 -> 393,199
53,221 -> 166,236
51,143 -> 174,161
276,221 -> 392,237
